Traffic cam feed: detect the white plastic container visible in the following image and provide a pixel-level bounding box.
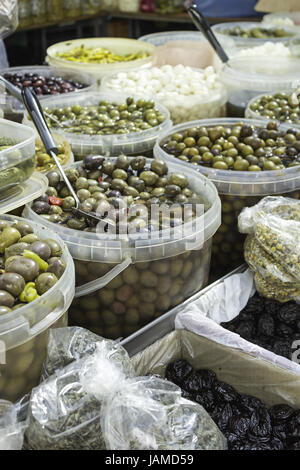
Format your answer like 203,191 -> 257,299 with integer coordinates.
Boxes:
212,21 -> 298,51
0,65 -> 97,120
46,38 -> 155,80
154,118 -> 300,278
0,119 -> 36,192
23,91 -> 171,160
23,157 -> 221,340
263,11 -> 300,28
220,56 -> 300,117
101,66 -> 227,125
139,31 -> 215,69
0,214 -> 75,402
118,0 -> 140,13
245,91 -> 300,128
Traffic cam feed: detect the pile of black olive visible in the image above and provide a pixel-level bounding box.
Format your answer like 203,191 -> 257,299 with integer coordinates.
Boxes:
166,359 -> 300,450
220,294 -> 300,360
3,72 -> 87,96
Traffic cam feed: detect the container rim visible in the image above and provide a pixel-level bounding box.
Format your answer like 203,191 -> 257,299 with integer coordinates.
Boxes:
0,118 -> 36,160
139,30 -> 205,44
212,21 -> 299,43
154,117 -> 300,190
24,158 -> 221,262
46,37 -> 155,68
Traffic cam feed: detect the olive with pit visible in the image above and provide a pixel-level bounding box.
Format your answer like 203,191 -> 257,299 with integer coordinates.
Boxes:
0,227 -> 21,254
35,272 -> 58,295
0,290 -> 14,308
47,259 -> 66,279
0,273 -> 25,297
30,241 -> 51,261
11,221 -> 33,237
44,239 -> 62,257
5,256 -> 40,282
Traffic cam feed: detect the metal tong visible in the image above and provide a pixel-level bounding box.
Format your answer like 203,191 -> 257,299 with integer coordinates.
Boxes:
22,87 -> 112,227
188,3 -> 229,64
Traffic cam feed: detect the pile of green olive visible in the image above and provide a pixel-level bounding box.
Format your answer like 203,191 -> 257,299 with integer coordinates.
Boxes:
248,90 -> 300,126
30,154 -> 212,339
161,121 -> 300,171
32,154 -> 204,232
44,97 -> 166,136
35,134 -> 72,173
160,121 -> 300,278
0,220 -> 67,402
219,26 -> 294,38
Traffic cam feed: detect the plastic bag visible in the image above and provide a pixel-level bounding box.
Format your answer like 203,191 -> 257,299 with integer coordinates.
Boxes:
0,0 -> 18,40
238,196 -> 300,302
0,400 -> 27,450
24,338 -> 135,450
41,326 -> 128,379
100,375 -> 227,450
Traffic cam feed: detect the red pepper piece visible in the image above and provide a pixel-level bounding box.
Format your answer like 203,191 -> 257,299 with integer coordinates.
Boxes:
49,196 -> 63,206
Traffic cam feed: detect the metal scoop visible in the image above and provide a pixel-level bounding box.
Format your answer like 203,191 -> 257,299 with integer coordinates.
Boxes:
22,87 -> 113,227
188,4 -> 229,64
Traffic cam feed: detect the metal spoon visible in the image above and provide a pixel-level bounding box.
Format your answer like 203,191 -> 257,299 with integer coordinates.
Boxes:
188,4 -> 229,64
22,87 -> 113,227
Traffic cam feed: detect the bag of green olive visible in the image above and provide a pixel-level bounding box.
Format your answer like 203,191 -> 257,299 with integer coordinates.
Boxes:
24,333 -> 135,450
239,196 -> 300,302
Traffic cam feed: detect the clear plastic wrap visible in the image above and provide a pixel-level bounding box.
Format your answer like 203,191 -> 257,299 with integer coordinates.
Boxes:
238,196 -> 300,301
99,375 -> 227,450
0,1 -> 18,39
0,400 -> 26,450
24,336 -> 134,450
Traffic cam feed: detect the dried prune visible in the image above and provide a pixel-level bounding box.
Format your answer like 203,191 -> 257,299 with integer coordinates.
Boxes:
185,372 -> 203,394
165,360 -> 193,385
212,404 -> 233,433
235,320 -> 256,340
181,390 -> 194,401
288,441 -> 300,450
272,339 -> 292,359
264,298 -> 282,316
269,404 -> 295,424
250,407 -> 272,438
193,390 -> 215,411
267,438 -> 285,450
276,323 -> 294,338
254,335 -> 272,350
240,394 -> 265,413
213,381 -> 238,402
257,314 -> 275,337
228,415 -> 251,437
243,294 -> 265,315
277,303 -> 300,325
195,369 -> 217,389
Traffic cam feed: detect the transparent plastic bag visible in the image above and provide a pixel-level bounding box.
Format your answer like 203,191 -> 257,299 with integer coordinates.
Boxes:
99,375 -> 227,450
41,326 -> 130,379
0,0 -> 18,39
0,400 -> 26,450
239,196 -> 300,302
24,339 -> 135,450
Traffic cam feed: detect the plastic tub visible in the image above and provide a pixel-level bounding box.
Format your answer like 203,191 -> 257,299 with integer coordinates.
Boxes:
0,119 -> 36,193
139,31 -> 215,69
212,21 -> 298,50
101,67 -> 227,125
23,91 -> 171,160
35,133 -> 74,173
154,118 -> 300,278
0,214 -> 75,402
245,91 -> 300,128
23,158 -> 221,340
0,65 -> 97,120
220,56 -> 300,117
46,38 -> 155,80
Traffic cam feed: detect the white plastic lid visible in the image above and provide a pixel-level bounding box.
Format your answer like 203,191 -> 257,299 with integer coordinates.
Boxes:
23,91 -> 172,157
220,56 -> 300,91
23,158 -> 221,264
0,214 -> 75,351
0,65 -> 97,114
154,118 -> 300,196
0,172 -> 48,214
212,21 -> 299,47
